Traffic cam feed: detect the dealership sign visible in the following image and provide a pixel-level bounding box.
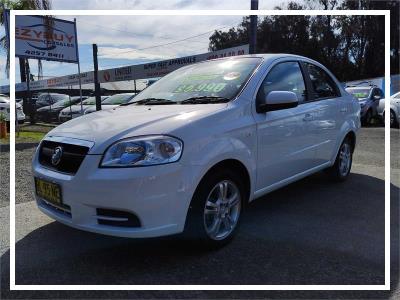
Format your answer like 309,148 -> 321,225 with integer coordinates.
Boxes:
15,15 -> 78,63
1,44 -> 249,93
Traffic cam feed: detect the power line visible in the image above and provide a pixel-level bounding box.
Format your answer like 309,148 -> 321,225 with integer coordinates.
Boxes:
99,26 -> 229,57
78,19 -> 200,45
78,18 -> 220,45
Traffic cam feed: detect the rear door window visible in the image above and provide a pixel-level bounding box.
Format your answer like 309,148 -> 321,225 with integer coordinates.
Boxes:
305,63 -> 340,100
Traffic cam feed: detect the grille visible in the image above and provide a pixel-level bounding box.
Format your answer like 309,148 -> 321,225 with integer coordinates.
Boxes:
39,140 -> 89,175
96,208 -> 141,228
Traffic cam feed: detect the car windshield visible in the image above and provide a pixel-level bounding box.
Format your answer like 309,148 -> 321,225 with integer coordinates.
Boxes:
52,94 -> 69,101
102,94 -> 135,105
132,57 -> 262,104
346,88 -> 371,100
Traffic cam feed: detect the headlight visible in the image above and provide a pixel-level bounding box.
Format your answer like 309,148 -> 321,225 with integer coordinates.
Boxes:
100,135 -> 183,167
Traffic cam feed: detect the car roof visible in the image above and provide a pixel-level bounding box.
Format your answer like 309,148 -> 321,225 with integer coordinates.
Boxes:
208,53 -> 320,64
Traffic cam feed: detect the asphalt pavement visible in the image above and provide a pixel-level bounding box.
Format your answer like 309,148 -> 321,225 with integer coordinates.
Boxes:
0,127 -> 399,299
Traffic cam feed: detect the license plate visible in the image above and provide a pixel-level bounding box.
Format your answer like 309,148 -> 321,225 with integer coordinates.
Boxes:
35,178 -> 62,205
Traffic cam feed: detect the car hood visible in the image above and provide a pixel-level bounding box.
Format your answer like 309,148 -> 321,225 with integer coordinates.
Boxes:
46,103 -> 227,154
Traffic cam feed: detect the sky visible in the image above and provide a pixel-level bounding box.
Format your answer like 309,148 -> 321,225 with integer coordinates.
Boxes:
0,0 -> 288,86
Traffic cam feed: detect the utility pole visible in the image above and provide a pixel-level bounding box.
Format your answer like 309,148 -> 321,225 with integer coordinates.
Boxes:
93,44 -> 102,111
249,0 -> 258,54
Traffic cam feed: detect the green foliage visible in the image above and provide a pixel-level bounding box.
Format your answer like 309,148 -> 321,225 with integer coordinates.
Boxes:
0,112 -> 6,122
208,0 -> 399,82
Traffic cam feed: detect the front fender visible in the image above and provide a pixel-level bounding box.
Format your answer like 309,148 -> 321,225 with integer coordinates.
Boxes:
184,134 -> 257,201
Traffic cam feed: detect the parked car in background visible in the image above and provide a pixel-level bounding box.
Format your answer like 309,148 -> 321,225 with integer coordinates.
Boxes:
377,91 -> 400,128
58,96 -> 109,122
36,96 -> 88,123
84,93 -> 136,115
33,54 -> 360,246
0,95 -> 25,124
36,93 -> 70,109
345,86 -> 384,126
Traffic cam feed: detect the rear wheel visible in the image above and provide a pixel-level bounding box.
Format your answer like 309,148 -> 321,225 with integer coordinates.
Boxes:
184,168 -> 245,248
326,137 -> 353,181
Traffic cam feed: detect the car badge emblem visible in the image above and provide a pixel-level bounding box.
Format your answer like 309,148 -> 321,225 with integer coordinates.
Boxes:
51,146 -> 63,166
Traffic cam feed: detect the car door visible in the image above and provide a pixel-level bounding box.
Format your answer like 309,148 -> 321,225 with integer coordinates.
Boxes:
302,62 -> 343,164
253,60 -> 320,192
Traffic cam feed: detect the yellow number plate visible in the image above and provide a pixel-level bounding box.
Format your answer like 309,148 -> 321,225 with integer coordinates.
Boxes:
35,178 -> 62,205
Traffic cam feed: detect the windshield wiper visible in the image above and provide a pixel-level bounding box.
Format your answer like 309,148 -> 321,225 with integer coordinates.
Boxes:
121,98 -> 176,106
179,96 -> 230,104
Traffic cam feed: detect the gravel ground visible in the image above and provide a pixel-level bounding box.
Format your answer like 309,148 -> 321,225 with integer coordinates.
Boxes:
0,127 -> 399,299
0,148 -> 36,208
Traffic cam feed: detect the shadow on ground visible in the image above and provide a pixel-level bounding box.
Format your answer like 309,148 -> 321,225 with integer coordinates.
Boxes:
1,172 -> 398,298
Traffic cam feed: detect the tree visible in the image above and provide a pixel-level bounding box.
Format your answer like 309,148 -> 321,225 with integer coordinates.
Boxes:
208,0 -> 399,82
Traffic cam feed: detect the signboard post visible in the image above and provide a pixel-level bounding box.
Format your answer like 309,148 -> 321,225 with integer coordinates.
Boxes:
2,6 -> 10,50
92,44 -> 101,111
74,18 -> 84,113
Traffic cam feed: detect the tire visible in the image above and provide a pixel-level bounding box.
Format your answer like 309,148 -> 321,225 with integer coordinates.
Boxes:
184,168 -> 245,248
326,137 -> 353,182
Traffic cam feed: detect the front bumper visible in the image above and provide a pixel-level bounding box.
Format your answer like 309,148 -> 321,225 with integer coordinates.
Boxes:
32,149 -> 197,238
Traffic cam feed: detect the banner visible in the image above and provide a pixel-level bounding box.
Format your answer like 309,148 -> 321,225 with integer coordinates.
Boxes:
2,44 -> 249,92
99,44 -> 249,83
15,15 -> 78,63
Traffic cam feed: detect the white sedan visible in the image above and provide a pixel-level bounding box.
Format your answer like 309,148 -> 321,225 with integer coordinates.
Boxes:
377,91 -> 400,127
33,54 -> 360,246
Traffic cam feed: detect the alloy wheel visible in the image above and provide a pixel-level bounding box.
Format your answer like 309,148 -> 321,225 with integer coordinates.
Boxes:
203,180 -> 241,241
339,142 -> 351,177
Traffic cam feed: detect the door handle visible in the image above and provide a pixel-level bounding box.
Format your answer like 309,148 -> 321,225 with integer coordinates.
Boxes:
303,113 -> 313,121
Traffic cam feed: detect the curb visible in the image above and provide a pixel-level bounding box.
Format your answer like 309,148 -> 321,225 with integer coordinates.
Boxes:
0,142 -> 39,153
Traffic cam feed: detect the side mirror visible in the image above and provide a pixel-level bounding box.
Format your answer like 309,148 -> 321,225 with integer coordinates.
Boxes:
257,91 -> 299,113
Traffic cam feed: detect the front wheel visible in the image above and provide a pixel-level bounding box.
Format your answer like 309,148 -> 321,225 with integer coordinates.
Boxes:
184,169 -> 245,248
326,137 -> 353,181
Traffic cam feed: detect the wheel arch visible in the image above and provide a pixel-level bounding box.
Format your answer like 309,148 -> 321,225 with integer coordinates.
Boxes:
344,130 -> 356,153
195,159 -> 251,205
